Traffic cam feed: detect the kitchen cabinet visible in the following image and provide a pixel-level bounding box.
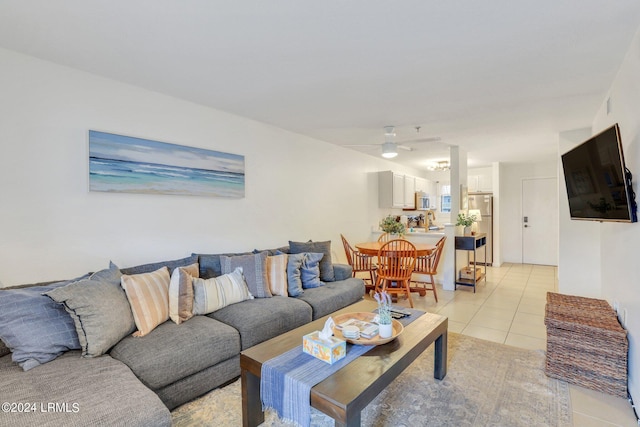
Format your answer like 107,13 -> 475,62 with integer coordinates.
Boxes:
468,168 -> 493,193
379,171 -> 417,209
404,176 -> 415,208
415,177 -> 428,193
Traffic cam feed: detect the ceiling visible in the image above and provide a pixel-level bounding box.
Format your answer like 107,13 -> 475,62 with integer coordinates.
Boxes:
1,1 -> 639,170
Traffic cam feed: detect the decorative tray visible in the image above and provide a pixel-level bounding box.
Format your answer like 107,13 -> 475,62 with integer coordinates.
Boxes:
332,312 -> 403,345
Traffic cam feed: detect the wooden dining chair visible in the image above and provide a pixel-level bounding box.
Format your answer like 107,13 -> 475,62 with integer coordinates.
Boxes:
411,236 -> 446,302
340,234 -> 377,292
377,232 -> 406,242
374,239 -> 417,308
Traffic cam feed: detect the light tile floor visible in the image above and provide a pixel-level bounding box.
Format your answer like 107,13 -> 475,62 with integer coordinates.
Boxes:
366,262 -> 638,427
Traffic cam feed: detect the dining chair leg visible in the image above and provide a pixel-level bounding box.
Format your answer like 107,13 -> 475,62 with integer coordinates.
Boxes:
374,276 -> 383,295
430,273 -> 438,302
403,280 -> 414,308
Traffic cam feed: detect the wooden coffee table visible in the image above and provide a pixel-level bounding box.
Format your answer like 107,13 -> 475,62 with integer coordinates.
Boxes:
240,300 -> 448,427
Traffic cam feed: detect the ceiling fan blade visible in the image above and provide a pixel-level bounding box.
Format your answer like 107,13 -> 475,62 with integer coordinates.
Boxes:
397,145 -> 414,151
342,144 -> 380,147
397,136 -> 442,144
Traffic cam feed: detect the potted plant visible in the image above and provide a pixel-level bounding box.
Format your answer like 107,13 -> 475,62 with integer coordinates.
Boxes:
456,212 -> 477,235
379,215 -> 406,236
374,291 -> 393,338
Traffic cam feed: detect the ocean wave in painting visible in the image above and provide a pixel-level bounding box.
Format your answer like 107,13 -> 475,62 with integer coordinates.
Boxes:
89,157 -> 244,197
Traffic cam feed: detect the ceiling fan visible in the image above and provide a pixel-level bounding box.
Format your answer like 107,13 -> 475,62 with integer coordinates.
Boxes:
344,126 -> 441,158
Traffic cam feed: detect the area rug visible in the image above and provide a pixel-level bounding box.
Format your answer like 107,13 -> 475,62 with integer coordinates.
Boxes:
171,333 -> 572,426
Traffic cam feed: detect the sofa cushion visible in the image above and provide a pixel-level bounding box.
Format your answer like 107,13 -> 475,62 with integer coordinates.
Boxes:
289,240 -> 335,282
333,263 -> 354,281
121,267 -> 171,337
0,276 -> 89,371
193,267 -> 253,315
110,316 -> 240,390
0,351 -> 171,427
209,297 -> 312,349
266,254 -> 288,296
296,278 -> 365,319
119,254 -> 198,275
44,263 -> 136,357
220,252 -> 272,298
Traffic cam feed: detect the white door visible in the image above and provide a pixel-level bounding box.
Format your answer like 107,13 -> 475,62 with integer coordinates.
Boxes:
522,178 -> 558,265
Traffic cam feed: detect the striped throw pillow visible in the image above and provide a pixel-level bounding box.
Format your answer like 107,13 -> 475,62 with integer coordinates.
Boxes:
266,254 -> 288,296
121,267 -> 171,337
193,267 -> 253,315
168,263 -> 199,325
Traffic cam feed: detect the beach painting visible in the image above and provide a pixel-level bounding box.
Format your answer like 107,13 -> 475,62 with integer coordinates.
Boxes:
89,130 -> 245,198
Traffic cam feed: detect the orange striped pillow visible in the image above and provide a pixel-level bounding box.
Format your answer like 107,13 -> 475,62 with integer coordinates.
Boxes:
121,267 -> 171,337
266,254 -> 288,296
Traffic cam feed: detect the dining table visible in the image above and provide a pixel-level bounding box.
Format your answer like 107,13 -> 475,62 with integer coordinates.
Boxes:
355,241 -> 436,257
355,241 -> 437,297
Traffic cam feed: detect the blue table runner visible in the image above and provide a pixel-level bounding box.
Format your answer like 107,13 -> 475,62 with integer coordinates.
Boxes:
261,308 -> 425,427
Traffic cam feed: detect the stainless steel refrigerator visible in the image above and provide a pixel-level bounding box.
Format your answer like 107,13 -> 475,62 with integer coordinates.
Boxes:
468,193 -> 493,265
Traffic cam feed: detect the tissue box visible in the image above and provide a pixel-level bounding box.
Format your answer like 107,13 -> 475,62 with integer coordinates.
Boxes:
302,331 -> 346,364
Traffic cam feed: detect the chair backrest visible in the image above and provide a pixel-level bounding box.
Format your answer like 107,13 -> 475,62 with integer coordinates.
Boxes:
377,239 -> 417,280
340,234 -> 354,266
432,236 -> 446,269
378,232 -> 405,242
414,236 -> 446,273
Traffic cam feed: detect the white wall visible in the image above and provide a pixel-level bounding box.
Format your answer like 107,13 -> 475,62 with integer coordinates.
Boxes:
500,160 -> 558,264
588,25 -> 640,404
0,47 -> 421,286
557,128 -> 602,297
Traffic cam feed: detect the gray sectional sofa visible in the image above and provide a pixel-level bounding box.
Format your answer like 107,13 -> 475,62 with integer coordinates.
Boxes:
0,246 -> 365,427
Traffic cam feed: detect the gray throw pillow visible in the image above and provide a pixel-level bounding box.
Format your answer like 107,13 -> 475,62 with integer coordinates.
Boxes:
300,252 -> 324,289
289,240 -> 335,282
45,263 -> 136,357
286,253 -> 306,297
0,277 -> 88,371
120,254 -> 198,275
220,252 -> 272,298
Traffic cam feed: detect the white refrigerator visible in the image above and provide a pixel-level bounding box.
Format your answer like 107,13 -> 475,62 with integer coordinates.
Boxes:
468,193 -> 493,265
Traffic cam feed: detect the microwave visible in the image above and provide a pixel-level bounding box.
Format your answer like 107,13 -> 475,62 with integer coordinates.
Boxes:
415,192 -> 430,210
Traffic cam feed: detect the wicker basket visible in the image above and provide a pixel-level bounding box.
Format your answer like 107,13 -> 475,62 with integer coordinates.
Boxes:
544,292 -> 628,398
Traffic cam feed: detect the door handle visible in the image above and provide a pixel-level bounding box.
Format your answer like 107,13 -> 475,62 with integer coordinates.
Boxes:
524,225 -> 529,228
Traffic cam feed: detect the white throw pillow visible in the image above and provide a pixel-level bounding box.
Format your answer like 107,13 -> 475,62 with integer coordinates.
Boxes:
193,267 -> 253,315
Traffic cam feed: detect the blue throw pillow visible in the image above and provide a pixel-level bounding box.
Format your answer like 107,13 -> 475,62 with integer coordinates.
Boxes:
300,252 -> 324,289
0,276 -> 89,371
289,240 -> 335,282
286,253 -> 306,297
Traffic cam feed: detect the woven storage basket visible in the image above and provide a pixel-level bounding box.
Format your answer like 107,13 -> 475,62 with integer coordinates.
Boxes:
546,292 -> 614,313
545,293 -> 628,398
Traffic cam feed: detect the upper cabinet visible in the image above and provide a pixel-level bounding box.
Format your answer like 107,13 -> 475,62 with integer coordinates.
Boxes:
379,171 -> 429,209
468,167 -> 493,193
414,177 -> 428,193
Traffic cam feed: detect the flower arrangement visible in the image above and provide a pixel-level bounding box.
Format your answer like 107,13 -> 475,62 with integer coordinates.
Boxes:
455,212 -> 477,227
379,215 -> 406,235
374,291 -> 392,325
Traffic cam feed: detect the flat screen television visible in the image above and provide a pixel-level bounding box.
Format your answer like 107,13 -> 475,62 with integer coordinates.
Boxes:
561,123 -> 637,222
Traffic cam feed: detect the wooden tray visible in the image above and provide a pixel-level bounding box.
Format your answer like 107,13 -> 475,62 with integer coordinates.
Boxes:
332,312 -> 403,345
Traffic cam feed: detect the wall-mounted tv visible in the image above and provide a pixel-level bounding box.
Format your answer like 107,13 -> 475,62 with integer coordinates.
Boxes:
561,123 -> 637,223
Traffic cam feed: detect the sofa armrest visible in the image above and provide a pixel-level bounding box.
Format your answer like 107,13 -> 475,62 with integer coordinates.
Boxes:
332,264 -> 353,281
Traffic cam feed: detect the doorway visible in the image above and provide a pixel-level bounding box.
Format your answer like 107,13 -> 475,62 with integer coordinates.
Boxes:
522,177 -> 558,265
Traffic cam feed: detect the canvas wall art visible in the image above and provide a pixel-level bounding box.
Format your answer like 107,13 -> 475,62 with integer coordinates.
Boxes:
89,130 -> 245,198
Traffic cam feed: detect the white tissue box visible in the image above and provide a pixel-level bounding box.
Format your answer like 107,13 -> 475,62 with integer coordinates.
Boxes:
302,331 -> 346,364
